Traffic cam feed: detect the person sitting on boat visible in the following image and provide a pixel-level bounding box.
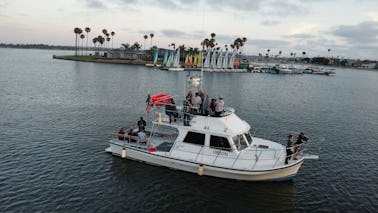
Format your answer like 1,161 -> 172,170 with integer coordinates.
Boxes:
138,128 -> 147,141
203,94 -> 211,116
183,95 -> 192,126
118,127 -> 126,140
214,96 -> 224,117
293,132 -> 308,160
285,134 -> 295,164
128,128 -> 138,142
137,117 -> 146,130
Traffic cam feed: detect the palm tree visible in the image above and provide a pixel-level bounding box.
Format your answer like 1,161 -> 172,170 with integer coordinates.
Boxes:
92,37 -> 98,54
121,43 -> 130,50
111,31 -> 115,49
241,37 -> 247,54
143,35 -> 148,50
302,51 -> 306,58
106,37 -> 110,49
328,48 -> 331,57
80,34 -> 85,56
97,35 -> 105,54
132,42 -> 142,51
210,33 -> 216,39
105,33 -> 110,49
149,33 -> 154,48
278,50 -> 282,58
73,27 -> 82,56
85,27 -> 90,55
267,49 -> 270,56
102,29 -> 108,48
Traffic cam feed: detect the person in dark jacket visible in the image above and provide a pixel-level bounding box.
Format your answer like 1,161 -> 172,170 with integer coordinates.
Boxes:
294,132 -> 308,159
137,117 -> 146,130
285,134 -> 295,164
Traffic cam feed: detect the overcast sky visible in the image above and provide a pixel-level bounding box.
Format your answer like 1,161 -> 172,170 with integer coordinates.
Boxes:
1,0 -> 378,59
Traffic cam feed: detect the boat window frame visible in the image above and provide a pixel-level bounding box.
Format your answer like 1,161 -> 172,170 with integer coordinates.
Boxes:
209,135 -> 232,152
244,132 -> 253,145
183,131 -> 205,146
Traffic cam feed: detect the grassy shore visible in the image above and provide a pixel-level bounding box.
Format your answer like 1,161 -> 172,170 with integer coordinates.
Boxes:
53,55 -> 150,65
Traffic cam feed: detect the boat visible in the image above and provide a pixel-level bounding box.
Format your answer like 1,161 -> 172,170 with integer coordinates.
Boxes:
168,48 -> 184,71
146,49 -> 160,67
321,68 -> 336,76
305,66 -> 324,75
106,58 -> 318,181
278,67 -> 293,74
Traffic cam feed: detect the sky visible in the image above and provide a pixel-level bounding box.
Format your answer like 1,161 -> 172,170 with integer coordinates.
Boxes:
1,0 -> 378,60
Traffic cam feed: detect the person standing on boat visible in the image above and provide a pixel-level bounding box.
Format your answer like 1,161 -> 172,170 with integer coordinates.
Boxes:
210,98 -> 217,116
137,117 -> 146,130
285,134 -> 295,164
294,132 -> 308,159
198,90 -> 205,114
165,98 -> 177,123
214,96 -> 224,117
183,96 -> 192,126
193,92 -> 202,114
203,94 -> 211,116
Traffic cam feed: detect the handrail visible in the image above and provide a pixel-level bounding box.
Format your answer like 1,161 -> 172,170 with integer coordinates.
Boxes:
111,130 -> 312,164
111,132 -> 150,145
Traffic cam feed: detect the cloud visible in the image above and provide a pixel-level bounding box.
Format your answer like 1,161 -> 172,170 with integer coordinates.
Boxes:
260,20 -> 280,26
261,0 -> 308,17
160,29 -> 203,40
205,0 -> 264,11
331,21 -> 378,44
86,0 -> 107,9
285,33 -> 316,39
250,39 -> 291,48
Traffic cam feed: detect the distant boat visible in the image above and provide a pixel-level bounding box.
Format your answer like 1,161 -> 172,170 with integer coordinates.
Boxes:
278,65 -> 293,74
146,49 -> 159,67
203,50 -> 211,68
168,48 -> 184,71
162,50 -> 168,66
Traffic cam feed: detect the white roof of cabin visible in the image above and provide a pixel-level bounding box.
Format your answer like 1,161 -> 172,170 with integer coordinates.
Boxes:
189,113 -> 250,136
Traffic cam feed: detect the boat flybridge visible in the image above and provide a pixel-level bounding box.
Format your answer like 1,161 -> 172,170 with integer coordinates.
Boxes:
106,76 -> 318,181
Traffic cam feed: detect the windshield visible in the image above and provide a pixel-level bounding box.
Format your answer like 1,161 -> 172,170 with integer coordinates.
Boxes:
232,134 -> 249,150
244,132 -> 253,144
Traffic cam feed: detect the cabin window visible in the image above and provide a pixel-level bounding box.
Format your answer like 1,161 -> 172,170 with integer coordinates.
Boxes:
210,135 -> 231,151
183,132 -> 205,145
232,134 -> 248,150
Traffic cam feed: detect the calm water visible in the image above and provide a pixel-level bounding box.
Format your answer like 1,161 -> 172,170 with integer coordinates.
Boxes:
0,48 -> 377,212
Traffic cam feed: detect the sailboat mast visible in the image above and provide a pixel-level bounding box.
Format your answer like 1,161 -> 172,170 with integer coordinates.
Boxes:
200,46 -> 204,91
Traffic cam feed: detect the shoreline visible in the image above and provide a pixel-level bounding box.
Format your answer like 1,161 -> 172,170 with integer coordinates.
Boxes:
52,55 -> 378,72
52,55 -> 150,65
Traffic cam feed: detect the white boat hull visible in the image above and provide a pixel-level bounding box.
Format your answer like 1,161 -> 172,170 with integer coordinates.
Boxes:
168,67 -> 185,71
106,142 -> 304,181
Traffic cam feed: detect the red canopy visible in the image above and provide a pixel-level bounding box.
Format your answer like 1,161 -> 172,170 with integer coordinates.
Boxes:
150,93 -> 171,107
